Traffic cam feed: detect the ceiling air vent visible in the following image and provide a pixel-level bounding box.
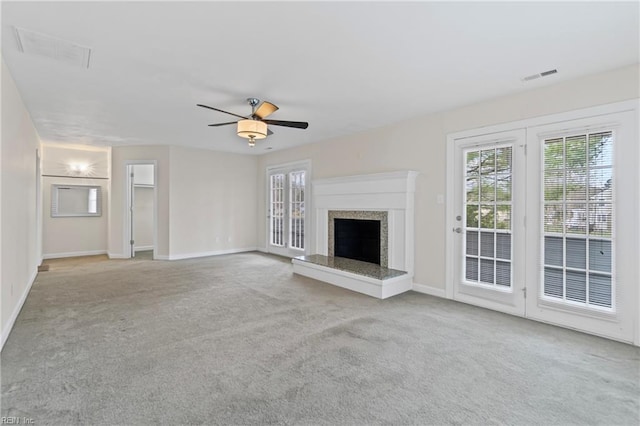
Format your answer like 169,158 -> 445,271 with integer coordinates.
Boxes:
14,27 -> 91,69
522,69 -> 558,82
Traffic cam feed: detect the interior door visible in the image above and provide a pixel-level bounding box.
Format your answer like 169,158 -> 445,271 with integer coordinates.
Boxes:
128,165 -> 136,258
452,129 -> 527,316
267,165 -> 309,257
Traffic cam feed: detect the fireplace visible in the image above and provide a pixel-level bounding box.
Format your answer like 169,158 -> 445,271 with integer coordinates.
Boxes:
328,210 -> 388,267
293,171 -> 417,299
334,218 -> 381,265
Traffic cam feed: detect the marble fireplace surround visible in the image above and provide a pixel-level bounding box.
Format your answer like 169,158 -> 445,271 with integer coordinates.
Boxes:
293,170 -> 418,299
328,210 -> 388,268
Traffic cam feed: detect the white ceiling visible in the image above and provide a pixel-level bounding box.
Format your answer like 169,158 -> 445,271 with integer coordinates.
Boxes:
2,1 -> 638,155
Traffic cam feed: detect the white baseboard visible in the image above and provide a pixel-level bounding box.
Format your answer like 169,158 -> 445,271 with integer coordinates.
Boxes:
412,282 -> 447,299
256,247 -> 268,253
43,250 -> 107,259
160,247 -> 257,261
135,246 -> 154,251
107,252 -> 128,259
1,269 -> 37,351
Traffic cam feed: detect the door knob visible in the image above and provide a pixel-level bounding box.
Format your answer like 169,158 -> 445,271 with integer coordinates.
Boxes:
453,227 -> 462,233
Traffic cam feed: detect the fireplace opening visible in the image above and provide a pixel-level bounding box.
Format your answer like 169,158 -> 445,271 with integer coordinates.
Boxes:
334,218 -> 381,265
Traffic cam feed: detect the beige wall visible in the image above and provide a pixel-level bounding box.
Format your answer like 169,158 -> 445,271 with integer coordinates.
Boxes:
257,64 -> 640,292
1,60 -> 41,347
110,145 -> 170,258
40,144 -> 109,178
42,176 -> 109,258
110,145 -> 258,259
41,144 -> 110,258
169,146 -> 258,257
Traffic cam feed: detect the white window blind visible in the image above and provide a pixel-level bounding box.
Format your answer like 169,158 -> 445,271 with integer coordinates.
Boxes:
270,174 -> 285,247
464,145 -> 513,288
542,131 -> 614,309
289,171 -> 305,250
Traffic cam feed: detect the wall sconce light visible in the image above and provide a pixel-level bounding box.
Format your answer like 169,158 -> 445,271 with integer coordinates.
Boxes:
68,162 -> 91,176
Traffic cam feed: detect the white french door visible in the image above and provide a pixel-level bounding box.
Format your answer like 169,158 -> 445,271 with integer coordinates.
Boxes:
451,129 -> 527,316
267,162 -> 310,257
448,105 -> 638,343
524,111 -> 637,342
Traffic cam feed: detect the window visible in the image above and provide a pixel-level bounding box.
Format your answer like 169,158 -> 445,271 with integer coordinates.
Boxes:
270,174 -> 285,247
464,145 -> 513,288
289,171 -> 305,250
542,131 -> 613,309
267,161 -> 310,256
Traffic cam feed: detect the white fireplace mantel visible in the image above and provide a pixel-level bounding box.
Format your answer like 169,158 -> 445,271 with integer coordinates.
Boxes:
312,170 -> 418,275
293,171 -> 418,299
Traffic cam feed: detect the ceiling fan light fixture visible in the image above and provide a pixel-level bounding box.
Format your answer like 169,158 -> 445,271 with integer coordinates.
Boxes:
237,119 -> 267,142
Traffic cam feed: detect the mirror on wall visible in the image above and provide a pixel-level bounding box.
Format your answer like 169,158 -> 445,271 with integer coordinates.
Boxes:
51,184 -> 102,217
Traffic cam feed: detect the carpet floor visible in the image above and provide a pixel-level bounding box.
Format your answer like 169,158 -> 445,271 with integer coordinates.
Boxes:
1,251 -> 639,425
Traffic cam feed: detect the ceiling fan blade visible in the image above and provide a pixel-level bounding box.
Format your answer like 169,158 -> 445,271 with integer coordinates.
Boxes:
208,121 -> 237,127
263,119 -> 309,129
197,104 -> 248,120
253,101 -> 279,119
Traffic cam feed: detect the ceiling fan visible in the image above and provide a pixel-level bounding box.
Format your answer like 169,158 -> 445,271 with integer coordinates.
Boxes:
197,98 -> 309,147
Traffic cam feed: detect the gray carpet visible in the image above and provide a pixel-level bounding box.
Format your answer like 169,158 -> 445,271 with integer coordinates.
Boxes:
1,252 -> 638,425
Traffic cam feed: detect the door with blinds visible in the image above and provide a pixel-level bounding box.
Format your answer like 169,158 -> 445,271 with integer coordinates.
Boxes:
524,111 -> 636,342
449,107 -> 637,343
451,129 -> 527,316
267,162 -> 310,258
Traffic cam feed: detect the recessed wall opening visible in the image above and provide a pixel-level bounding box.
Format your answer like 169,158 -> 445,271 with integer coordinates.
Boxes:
327,210 -> 388,267
334,218 -> 381,265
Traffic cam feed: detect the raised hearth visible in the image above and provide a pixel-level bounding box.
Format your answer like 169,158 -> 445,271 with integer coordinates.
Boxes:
293,171 -> 418,299
292,255 -> 411,299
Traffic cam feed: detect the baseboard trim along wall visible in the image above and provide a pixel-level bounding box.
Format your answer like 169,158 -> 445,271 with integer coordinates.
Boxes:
1,270 -> 37,351
43,250 -> 108,259
155,247 -> 258,261
134,246 -> 154,251
412,282 -> 447,299
107,252 -> 128,259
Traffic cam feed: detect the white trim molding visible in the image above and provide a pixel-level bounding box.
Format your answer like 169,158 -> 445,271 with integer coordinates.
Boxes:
293,258 -> 413,299
1,270 -> 37,351
412,282 -> 447,299
155,247 -> 257,261
300,170 -> 418,298
43,250 -> 108,259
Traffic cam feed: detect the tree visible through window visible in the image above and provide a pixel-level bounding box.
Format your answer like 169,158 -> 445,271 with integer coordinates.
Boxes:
464,145 -> 513,288
543,132 -> 613,308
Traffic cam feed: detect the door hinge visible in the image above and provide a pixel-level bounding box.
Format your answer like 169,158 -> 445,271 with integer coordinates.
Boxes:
130,239 -> 134,245
522,287 -> 527,298
524,144 -> 528,155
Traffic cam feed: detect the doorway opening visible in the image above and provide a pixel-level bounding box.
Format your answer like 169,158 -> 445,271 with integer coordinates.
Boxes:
125,162 -> 157,259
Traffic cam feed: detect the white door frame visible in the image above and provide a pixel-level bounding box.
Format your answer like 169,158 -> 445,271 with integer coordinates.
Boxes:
265,159 -> 312,257
524,110 -> 637,343
123,160 -> 158,259
449,129 -> 527,317
446,99 -> 639,344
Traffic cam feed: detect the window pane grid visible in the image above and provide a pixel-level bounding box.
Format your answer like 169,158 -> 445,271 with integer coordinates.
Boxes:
289,171 -> 305,250
542,131 -> 614,310
463,145 -> 513,289
270,174 -> 285,246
